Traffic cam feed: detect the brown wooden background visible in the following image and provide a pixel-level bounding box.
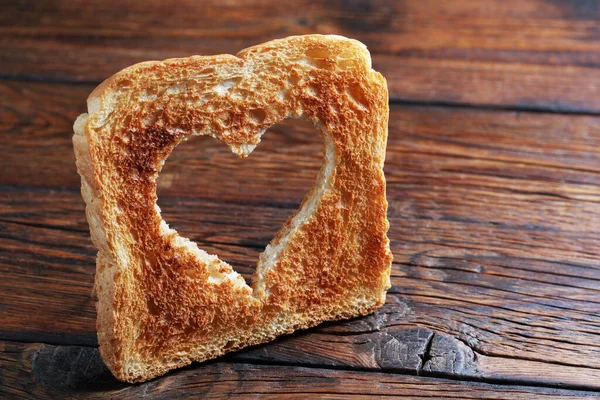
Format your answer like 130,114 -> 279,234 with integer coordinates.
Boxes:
1,1 -> 600,398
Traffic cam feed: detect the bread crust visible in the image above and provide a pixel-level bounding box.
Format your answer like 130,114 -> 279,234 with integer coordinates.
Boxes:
73,34 -> 392,382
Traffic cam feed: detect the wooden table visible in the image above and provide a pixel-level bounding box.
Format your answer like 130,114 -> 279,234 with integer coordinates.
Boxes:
1,1 -> 599,398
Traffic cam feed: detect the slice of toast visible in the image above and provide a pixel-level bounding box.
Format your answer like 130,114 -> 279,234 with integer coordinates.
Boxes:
73,34 -> 392,383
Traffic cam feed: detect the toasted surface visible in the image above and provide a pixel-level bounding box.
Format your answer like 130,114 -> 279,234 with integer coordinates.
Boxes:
73,34 -> 392,382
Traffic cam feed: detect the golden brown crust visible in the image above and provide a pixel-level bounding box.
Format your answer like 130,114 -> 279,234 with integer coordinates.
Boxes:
73,34 -> 392,382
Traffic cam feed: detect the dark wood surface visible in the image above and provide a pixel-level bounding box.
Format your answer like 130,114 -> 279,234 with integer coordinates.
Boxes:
4,342 -> 599,400
3,0 -> 600,112
1,1 -> 599,398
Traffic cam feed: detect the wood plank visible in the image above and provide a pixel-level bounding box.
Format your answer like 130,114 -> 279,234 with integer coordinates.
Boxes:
1,341 -> 597,400
2,189 -> 600,389
0,81 -> 90,189
2,80 -> 599,191
2,0 -> 600,111
2,82 -> 600,388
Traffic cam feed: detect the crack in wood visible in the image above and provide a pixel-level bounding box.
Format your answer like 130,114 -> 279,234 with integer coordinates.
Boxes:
420,332 -> 477,377
417,332 -> 435,375
21,332 -> 600,395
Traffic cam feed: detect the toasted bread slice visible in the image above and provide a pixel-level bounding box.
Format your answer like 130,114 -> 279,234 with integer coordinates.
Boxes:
73,34 -> 392,382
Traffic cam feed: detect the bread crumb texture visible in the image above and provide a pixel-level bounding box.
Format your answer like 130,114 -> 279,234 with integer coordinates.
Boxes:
72,34 -> 392,382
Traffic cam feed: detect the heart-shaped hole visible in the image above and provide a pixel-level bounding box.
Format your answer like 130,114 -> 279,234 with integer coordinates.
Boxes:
156,119 -> 323,285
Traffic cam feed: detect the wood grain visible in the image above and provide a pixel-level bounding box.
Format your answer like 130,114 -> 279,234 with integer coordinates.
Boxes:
3,191 -> 600,389
1,81 -> 599,389
1,340 -> 598,400
2,0 -> 600,396
2,0 -> 600,112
